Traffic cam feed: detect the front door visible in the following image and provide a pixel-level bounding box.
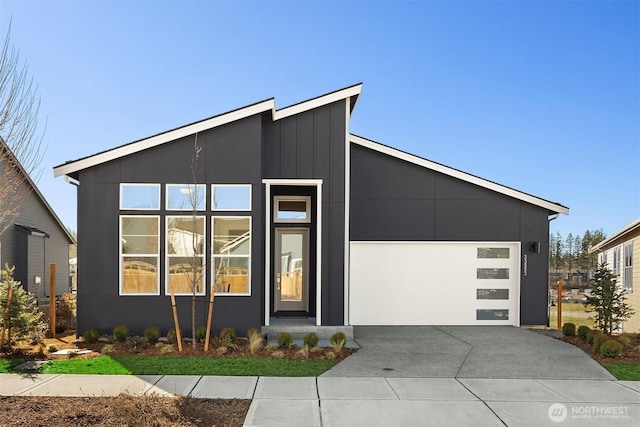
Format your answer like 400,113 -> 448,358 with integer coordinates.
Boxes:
274,228 -> 309,312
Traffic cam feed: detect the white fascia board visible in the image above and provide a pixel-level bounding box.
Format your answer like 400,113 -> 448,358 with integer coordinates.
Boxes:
350,134 -> 570,216
273,84 -> 363,121
262,179 -> 323,186
590,218 -> 640,253
53,100 -> 275,178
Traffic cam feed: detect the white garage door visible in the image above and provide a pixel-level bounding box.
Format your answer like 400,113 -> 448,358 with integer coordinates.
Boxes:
349,242 -> 520,326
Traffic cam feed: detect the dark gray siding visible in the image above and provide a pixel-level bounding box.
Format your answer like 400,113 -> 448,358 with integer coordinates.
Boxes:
263,101 -> 347,325
0,179 -> 71,299
77,115 -> 264,336
350,143 -> 551,325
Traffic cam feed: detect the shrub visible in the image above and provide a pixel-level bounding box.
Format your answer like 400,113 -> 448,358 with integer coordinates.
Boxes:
195,327 -> 207,343
303,332 -> 319,348
599,339 -> 623,357
617,333 -> 631,347
265,344 -> 277,351
166,328 -> 182,345
561,322 -> 576,337
211,332 -> 235,349
125,335 -> 148,353
101,344 -> 116,354
249,331 -> 264,355
112,324 -> 129,342
277,332 -> 293,348
586,329 -> 597,345
577,326 -> 591,341
83,329 -> 100,344
144,326 -> 161,344
331,332 -> 346,345
325,351 -> 336,360
47,344 -> 58,353
217,346 -> 228,355
247,328 -> 261,340
0,265 -> 46,343
56,293 -> 77,332
295,345 -> 309,359
593,332 -> 610,352
155,342 -> 175,354
220,328 -> 237,344
271,350 -> 285,359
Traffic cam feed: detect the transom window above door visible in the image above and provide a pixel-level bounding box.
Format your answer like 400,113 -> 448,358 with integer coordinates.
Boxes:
274,196 -> 311,223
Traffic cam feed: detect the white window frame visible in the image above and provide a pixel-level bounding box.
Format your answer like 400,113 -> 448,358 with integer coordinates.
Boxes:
119,215 -> 160,296
211,184 -> 252,211
166,184 -> 207,211
120,183 -> 160,210
273,195 -> 311,223
165,215 -> 206,296
212,216 -> 251,296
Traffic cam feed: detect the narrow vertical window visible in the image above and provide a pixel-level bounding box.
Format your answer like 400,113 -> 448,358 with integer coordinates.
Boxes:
624,242 -> 633,291
166,216 -> 205,295
212,217 -> 251,295
120,216 -> 160,294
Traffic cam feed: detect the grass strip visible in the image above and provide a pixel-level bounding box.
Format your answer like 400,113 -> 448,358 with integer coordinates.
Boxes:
602,363 -> 640,381
17,355 -> 336,376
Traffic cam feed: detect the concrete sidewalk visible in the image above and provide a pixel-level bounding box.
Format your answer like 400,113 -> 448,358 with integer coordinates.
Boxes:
1,374 -> 639,426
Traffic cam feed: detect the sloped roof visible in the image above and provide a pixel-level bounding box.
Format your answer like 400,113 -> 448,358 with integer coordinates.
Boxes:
590,218 -> 640,252
53,83 -> 362,178
350,134 -> 569,215
1,138 -> 75,244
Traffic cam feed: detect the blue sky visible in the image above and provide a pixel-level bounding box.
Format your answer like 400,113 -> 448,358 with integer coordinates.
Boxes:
1,1 -> 638,240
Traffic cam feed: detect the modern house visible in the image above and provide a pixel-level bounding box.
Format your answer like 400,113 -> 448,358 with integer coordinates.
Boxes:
53,84 -> 569,336
591,219 -> 639,333
0,141 -> 75,301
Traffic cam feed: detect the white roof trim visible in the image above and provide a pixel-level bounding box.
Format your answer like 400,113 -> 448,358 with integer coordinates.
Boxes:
590,218 -> 640,252
54,84 -> 363,178
350,134 -> 569,215
273,84 -> 362,120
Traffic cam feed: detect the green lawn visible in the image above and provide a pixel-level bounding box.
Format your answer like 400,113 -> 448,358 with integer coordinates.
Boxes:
549,303 -> 595,329
1,355 -> 337,377
602,363 -> 640,381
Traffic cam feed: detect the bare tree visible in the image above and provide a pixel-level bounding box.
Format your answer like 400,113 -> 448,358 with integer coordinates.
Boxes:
186,134 -> 203,349
0,24 -> 46,236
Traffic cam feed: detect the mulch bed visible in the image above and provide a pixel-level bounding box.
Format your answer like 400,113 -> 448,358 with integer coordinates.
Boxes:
558,333 -> 640,363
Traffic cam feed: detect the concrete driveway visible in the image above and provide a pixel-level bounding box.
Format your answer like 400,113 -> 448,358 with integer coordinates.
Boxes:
322,326 -> 614,379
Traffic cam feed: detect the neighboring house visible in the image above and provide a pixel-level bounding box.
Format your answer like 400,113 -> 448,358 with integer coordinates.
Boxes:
53,84 -> 569,336
0,142 -> 75,301
591,219 -> 640,333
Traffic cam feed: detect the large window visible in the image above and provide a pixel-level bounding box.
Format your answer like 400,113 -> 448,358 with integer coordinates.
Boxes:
624,242 -> 633,292
212,185 -> 251,211
166,216 -> 205,295
212,217 -> 250,295
166,184 -> 206,211
120,216 -> 159,294
120,184 -> 160,210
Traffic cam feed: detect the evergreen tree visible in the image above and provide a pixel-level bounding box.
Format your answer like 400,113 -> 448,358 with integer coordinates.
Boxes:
585,263 -> 635,335
0,264 -> 46,345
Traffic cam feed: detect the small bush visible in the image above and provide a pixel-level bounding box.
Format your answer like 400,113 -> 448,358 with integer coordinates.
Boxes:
271,350 -> 285,359
303,332 -> 319,348
295,344 -> 310,359
600,339 -> 623,357
220,328 -> 237,344
166,328 -> 182,345
144,326 -> 161,344
586,329 -> 597,345
617,333 -> 631,347
325,351 -> 336,360
155,342 -> 175,354
125,335 -> 149,353
211,333 -> 235,349
277,332 -> 293,349
331,332 -> 346,345
265,344 -> 278,351
247,328 -> 261,340
195,327 -> 207,343
217,346 -> 228,355
249,332 -> 264,355
561,323 -> 576,337
47,344 -> 58,353
112,324 -> 129,342
577,326 -> 591,341
593,332 -> 610,352
101,344 -> 116,354
83,329 -> 100,344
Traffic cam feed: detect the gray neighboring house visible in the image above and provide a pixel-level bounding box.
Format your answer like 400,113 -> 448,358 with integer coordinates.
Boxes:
54,84 -> 569,336
1,144 -> 75,301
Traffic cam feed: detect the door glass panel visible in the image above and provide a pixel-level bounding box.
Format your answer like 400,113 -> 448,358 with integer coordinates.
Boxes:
280,233 -> 303,302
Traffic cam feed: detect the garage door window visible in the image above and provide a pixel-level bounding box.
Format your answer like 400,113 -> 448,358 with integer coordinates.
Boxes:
477,248 -> 510,259
477,268 -> 509,279
477,309 -> 509,320
477,289 -> 509,299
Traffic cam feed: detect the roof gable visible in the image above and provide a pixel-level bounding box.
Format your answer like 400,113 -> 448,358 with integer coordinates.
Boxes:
350,134 -> 569,215
591,218 -> 640,252
54,83 -> 362,178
